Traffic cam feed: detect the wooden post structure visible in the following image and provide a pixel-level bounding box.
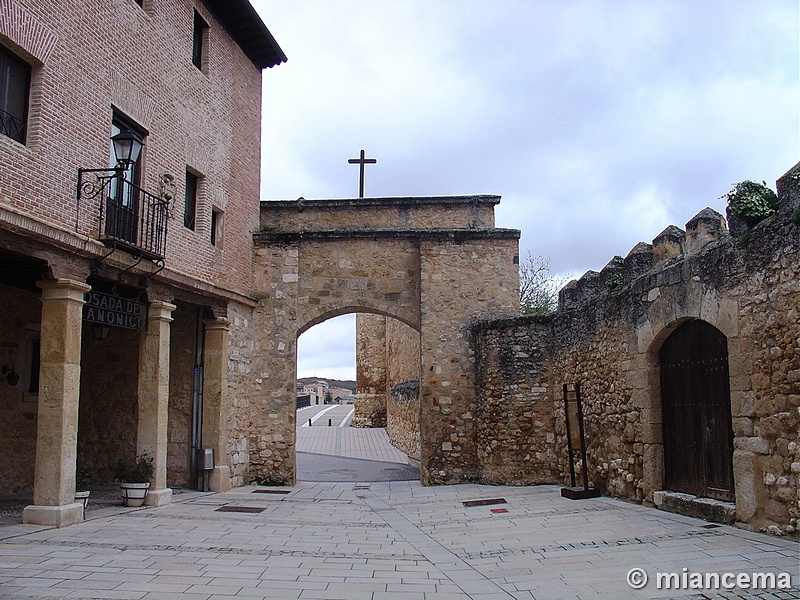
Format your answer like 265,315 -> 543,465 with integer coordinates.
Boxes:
561,382 -> 600,499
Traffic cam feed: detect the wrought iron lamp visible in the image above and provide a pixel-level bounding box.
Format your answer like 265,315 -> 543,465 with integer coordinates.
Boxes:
2,366 -> 20,386
76,128 -> 169,264
110,129 -> 143,170
76,129 -> 143,192
92,323 -> 111,341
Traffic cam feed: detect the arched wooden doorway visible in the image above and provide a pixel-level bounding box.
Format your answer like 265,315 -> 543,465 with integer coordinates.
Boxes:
660,320 -> 734,501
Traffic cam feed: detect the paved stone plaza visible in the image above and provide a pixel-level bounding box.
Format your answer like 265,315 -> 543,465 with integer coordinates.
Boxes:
0,479 -> 797,600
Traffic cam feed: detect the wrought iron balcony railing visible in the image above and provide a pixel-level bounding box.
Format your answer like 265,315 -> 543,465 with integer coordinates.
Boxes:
1,107 -> 27,144
77,169 -> 169,263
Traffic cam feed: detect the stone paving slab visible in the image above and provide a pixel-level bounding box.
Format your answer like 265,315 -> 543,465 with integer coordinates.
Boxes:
0,482 -> 797,599
297,452 -> 419,482
296,425 -> 411,465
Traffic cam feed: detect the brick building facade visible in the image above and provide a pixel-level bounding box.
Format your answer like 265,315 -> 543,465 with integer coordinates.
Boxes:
0,0 -> 285,526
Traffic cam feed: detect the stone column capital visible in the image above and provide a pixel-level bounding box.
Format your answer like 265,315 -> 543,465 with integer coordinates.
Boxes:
203,317 -> 231,331
148,301 -> 177,322
36,279 -> 91,303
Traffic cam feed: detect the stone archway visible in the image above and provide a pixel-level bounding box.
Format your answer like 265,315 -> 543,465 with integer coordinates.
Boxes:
250,196 -> 520,485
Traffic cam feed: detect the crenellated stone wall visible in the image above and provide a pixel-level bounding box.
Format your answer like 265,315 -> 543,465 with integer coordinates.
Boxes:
471,164 -> 800,537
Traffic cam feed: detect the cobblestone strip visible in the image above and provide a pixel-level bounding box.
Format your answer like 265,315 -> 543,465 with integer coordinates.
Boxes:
459,527 -> 731,560
362,489 -> 517,598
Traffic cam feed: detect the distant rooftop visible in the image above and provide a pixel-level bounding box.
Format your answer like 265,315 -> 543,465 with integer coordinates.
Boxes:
202,0 -> 287,69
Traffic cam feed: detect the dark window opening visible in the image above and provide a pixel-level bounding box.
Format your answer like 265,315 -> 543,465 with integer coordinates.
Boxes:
184,171 -> 198,230
192,10 -> 209,70
210,207 -> 223,247
0,46 -> 31,144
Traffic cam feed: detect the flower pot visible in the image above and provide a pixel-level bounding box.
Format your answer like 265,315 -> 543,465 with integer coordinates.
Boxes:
74,490 -> 91,515
120,482 -> 150,507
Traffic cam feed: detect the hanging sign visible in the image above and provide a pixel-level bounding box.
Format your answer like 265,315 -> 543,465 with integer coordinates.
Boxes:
83,290 -> 148,331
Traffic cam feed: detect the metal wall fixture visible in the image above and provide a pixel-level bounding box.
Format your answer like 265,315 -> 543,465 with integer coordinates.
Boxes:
2,366 -> 20,386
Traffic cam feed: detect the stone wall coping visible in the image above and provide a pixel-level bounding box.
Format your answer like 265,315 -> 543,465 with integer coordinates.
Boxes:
253,227 -> 521,243
470,313 -> 552,332
260,195 -> 502,211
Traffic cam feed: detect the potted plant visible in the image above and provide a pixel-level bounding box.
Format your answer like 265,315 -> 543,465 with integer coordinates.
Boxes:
74,454 -> 97,513
114,453 -> 154,507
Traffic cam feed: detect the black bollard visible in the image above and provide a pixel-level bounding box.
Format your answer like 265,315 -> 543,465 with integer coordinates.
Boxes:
328,418 -> 332,427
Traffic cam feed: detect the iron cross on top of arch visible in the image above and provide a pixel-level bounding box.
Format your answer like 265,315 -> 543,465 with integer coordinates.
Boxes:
348,149 -> 377,198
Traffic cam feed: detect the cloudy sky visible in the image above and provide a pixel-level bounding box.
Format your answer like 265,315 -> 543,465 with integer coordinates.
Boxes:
251,0 -> 799,380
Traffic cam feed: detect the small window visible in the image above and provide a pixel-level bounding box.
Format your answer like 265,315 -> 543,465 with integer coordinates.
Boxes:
184,171 -> 198,230
192,10 -> 209,70
0,46 -> 31,144
210,206 -> 223,247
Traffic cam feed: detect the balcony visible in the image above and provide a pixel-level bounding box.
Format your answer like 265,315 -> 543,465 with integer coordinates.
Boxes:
77,170 -> 170,263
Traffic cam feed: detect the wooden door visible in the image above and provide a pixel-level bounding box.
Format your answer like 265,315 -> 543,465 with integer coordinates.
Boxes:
660,320 -> 734,501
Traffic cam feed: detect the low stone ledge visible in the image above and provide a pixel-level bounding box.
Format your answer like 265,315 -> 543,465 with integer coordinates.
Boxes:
653,490 -> 736,525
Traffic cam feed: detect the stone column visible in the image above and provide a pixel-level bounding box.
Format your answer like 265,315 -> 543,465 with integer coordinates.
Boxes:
23,279 -> 90,527
202,317 -> 231,492
137,301 -> 176,506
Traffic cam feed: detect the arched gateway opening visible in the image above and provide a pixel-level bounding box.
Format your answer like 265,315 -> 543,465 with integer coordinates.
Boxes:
660,320 -> 734,501
251,196 -> 520,485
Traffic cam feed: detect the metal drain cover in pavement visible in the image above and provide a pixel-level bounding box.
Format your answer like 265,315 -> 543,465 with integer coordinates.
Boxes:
252,489 -> 291,495
215,506 -> 266,514
463,498 -> 507,508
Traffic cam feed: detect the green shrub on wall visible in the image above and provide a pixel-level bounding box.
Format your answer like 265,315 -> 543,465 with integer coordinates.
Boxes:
723,180 -> 780,225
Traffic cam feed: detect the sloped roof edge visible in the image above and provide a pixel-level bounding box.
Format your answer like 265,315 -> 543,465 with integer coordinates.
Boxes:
201,0 -> 287,69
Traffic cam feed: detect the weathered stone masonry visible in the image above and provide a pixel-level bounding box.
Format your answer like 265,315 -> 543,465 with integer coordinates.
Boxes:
250,196 -> 520,486
471,165 -> 800,537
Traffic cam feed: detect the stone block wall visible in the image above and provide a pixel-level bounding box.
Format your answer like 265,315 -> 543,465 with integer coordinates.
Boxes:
420,235 -> 520,484
226,301 -> 257,488
0,284 -> 41,494
78,324 -> 140,485
166,302 -> 199,487
387,381 -> 420,461
354,311 -> 420,450
472,316 -> 560,485
260,196 -> 499,232
387,318 -> 420,387
471,165 -> 800,537
353,313 -> 388,428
